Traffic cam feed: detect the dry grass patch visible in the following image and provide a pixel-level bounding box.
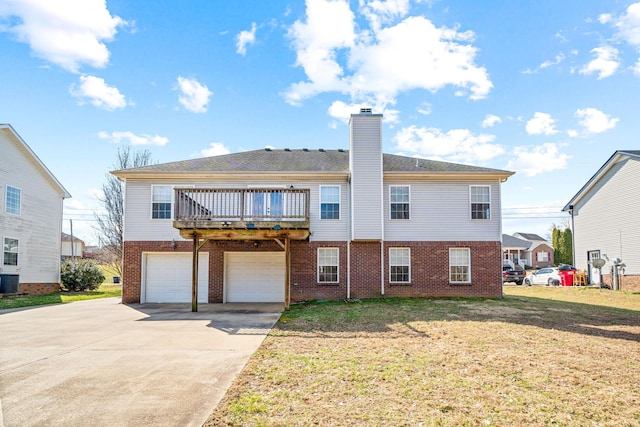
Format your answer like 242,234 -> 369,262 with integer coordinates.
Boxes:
206,288 -> 640,427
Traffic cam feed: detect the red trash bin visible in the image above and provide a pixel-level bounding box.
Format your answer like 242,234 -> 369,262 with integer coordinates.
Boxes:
557,266 -> 576,286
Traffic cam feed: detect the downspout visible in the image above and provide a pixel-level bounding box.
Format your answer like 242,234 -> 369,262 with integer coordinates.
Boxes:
380,127 -> 385,296
346,241 -> 351,299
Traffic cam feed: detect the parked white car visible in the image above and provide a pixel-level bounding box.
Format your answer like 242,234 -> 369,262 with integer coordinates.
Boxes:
523,267 -> 561,286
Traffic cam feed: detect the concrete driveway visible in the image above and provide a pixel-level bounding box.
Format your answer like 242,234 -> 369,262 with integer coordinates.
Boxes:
0,298 -> 282,427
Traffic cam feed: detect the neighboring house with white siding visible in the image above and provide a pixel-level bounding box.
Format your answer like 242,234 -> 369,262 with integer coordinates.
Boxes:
563,150 -> 640,292
113,110 -> 514,306
61,232 -> 85,261
0,124 -> 71,295
507,232 -> 554,268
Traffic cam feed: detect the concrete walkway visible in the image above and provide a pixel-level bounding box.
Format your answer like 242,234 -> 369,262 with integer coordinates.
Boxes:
0,298 -> 282,427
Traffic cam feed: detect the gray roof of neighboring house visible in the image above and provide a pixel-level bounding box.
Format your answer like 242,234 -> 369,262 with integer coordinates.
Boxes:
61,232 -> 85,243
514,232 -> 547,242
112,149 -> 514,176
563,150 -> 640,211
502,234 -> 531,249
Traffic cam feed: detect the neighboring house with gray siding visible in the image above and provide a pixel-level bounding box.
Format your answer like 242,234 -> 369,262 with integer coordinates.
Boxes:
0,124 -> 71,295
113,110 -> 514,306
563,150 -> 640,291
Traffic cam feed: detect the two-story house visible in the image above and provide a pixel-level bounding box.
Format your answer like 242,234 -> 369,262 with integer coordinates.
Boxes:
1,124 -> 71,295
113,110 -> 514,307
563,150 -> 640,291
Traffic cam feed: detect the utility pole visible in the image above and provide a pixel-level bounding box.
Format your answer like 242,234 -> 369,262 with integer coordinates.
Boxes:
70,219 -> 75,258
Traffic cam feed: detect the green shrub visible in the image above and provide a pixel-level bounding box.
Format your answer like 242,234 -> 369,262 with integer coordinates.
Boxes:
61,259 -> 105,292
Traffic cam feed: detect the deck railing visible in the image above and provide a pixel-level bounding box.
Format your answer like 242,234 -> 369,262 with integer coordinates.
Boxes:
174,188 -> 310,224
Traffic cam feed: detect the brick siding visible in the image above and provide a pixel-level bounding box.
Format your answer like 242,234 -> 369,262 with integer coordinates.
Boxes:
16,283 -> 61,295
123,239 -> 503,304
601,274 -> 640,293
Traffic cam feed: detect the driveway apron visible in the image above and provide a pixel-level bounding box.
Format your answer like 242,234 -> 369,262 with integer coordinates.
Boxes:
0,298 -> 282,427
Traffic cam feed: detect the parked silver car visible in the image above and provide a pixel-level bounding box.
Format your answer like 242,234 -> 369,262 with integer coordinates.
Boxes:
523,267 -> 561,286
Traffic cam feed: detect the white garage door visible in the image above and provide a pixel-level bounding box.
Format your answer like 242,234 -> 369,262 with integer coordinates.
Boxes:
144,253 -> 209,303
225,252 -> 285,302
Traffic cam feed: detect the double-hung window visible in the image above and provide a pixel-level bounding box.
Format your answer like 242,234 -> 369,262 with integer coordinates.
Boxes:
537,251 -> 549,262
449,248 -> 470,283
390,186 -> 410,220
389,248 -> 410,283
3,238 -> 18,266
5,186 -> 21,215
470,186 -> 490,220
151,186 -> 172,219
320,186 -> 340,220
318,247 -> 339,283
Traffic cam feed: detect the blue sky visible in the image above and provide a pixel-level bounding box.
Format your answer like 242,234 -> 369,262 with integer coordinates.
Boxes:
1,0 -> 638,246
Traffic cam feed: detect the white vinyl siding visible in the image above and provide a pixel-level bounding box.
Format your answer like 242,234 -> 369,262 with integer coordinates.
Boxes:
317,247 -> 339,283
390,185 -> 410,220
470,185 -> 490,220
384,180 -> 502,241
5,185 -> 21,215
350,114 -> 383,240
389,247 -> 410,283
124,179 -> 350,242
449,248 -> 471,283
572,157 -> 640,275
0,128 -> 65,283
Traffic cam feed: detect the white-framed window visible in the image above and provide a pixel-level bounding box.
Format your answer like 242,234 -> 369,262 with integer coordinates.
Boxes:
5,185 -> 21,215
449,248 -> 471,283
317,247 -> 339,283
390,185 -> 410,220
151,186 -> 173,219
537,251 -> 549,262
389,247 -> 411,283
3,237 -> 19,266
319,186 -> 340,220
470,185 -> 490,220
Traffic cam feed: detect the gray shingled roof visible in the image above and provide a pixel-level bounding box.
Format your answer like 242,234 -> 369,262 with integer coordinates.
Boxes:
502,234 -> 531,249
515,232 -> 546,241
113,148 -> 513,176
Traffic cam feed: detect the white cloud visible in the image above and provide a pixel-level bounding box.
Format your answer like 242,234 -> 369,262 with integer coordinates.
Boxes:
69,75 -> 128,110
199,142 -> 230,157
284,0 -> 492,113
393,125 -> 504,165
236,22 -> 257,56
574,107 -> 619,134
579,45 -> 620,79
609,2 -> 640,48
481,114 -> 501,128
417,102 -> 431,115
176,76 -> 212,113
98,131 -> 169,146
327,99 -> 400,123
506,143 -> 570,177
0,0 -> 128,72
525,112 -> 558,135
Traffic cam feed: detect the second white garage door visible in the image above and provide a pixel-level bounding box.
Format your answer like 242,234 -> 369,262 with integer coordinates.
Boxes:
144,253 -> 209,303
224,252 -> 285,302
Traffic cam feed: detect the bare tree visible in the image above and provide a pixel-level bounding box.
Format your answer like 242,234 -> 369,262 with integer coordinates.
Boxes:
94,146 -> 153,277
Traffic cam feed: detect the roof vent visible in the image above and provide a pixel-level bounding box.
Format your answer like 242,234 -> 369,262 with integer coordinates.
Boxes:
360,107 -> 372,114
265,147 -> 272,151
319,148 -> 325,152
303,148 -> 309,152
338,148 -> 345,152
284,148 -> 291,152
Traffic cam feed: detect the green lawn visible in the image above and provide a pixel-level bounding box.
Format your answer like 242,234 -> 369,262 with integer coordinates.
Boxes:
0,284 -> 121,310
206,286 -> 640,427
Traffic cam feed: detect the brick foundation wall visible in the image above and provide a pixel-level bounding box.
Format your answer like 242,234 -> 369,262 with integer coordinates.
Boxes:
123,239 -> 503,304
601,274 -> 640,293
17,283 -> 61,295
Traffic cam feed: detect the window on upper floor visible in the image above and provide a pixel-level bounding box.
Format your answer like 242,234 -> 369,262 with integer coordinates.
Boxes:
317,247 -> 339,283
320,186 -> 340,220
3,237 -> 19,266
390,185 -> 410,220
449,247 -> 470,283
389,247 -> 411,283
470,185 -> 490,220
5,186 -> 21,215
151,186 -> 173,219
